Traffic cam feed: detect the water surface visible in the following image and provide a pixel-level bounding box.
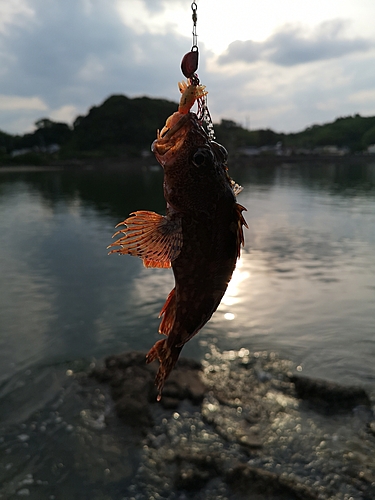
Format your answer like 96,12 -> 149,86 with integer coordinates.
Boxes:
1,160 -> 375,497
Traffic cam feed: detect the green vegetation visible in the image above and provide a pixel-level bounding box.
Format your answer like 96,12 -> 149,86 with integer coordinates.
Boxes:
214,115 -> 375,153
285,114 -> 375,152
1,94 -> 375,165
214,119 -> 284,151
63,95 -> 176,158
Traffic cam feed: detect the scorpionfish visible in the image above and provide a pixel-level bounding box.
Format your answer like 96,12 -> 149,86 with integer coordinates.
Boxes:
109,82 -> 247,398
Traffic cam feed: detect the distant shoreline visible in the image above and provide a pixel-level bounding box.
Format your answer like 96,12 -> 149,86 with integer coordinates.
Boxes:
1,153 -> 374,173
232,152 -> 375,167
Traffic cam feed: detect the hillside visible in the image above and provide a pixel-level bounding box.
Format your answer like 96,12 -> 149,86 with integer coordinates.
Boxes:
1,94 -> 375,165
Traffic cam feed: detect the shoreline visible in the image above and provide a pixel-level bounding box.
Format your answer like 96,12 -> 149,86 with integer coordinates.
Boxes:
1,153 -> 375,173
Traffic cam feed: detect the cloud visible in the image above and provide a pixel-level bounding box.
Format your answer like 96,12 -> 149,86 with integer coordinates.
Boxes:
199,37 -> 375,134
0,0 -> 189,132
0,0 -> 33,34
0,0 -> 189,101
49,104 -> 79,124
1,1 -> 375,136
0,94 -> 48,132
0,95 -> 47,111
0,0 -> 131,103
136,0 -> 187,14
219,19 -> 373,66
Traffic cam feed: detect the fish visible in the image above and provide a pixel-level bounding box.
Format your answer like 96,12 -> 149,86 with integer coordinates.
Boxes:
108,81 -> 247,398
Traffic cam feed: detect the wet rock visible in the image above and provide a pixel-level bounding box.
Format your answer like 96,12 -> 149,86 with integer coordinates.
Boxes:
91,351 -> 207,429
289,374 -> 371,413
238,433 -> 263,449
158,396 -> 180,409
87,349 -> 375,500
202,397 -> 263,450
226,464 -> 320,500
175,463 -> 212,490
175,461 -> 215,491
115,393 -> 152,429
91,352 -> 156,430
367,421 -> 375,436
162,362 -> 206,405
173,451 -> 222,491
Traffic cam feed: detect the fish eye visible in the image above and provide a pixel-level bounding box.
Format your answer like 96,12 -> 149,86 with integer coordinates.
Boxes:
192,148 -> 214,167
211,141 -> 228,162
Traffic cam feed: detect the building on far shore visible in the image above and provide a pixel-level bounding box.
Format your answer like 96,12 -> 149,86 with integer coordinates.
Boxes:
11,144 -> 60,157
237,143 -> 350,156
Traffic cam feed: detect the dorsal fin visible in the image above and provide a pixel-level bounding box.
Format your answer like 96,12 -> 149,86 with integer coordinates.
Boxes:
235,203 -> 248,258
231,180 -> 243,196
108,211 -> 182,268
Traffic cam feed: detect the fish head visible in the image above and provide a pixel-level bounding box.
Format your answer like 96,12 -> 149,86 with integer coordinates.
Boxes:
152,112 -> 208,165
152,111 -> 230,211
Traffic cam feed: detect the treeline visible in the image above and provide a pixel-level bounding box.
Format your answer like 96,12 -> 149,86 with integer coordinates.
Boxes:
0,95 -> 177,164
214,115 -> 375,153
1,94 -> 375,165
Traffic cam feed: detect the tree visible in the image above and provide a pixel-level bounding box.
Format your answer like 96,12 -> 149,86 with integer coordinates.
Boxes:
11,118 -> 72,151
66,95 -> 177,154
34,118 -> 72,146
362,126 -> 375,149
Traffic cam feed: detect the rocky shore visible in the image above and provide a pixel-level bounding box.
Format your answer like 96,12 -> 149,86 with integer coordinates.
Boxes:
85,347 -> 375,499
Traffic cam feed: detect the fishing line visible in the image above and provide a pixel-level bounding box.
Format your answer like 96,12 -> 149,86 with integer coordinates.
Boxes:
180,1 -> 216,140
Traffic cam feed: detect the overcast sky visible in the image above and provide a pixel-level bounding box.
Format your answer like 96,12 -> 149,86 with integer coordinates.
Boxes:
1,0 -> 375,135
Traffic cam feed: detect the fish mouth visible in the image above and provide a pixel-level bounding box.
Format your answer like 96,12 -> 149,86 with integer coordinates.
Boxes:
152,112 -> 192,165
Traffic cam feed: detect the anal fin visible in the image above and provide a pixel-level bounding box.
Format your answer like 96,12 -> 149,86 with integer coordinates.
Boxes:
108,211 -> 182,268
158,288 -> 176,336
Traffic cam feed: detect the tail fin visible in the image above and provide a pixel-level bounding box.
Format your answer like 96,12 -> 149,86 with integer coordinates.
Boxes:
146,339 -> 182,400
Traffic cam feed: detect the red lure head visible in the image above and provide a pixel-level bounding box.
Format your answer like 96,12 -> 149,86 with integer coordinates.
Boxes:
181,48 -> 199,79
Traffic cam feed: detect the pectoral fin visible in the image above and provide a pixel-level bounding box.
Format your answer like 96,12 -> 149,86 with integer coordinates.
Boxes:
108,211 -> 182,268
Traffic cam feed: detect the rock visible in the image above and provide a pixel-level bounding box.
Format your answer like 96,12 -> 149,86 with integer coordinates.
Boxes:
367,421 -> 375,436
174,462 -> 213,491
158,396 -> 180,409
85,349 -> 375,499
173,451 -> 222,491
162,362 -> 206,405
91,352 -> 155,430
115,395 -> 152,429
202,399 -> 264,450
226,464 -> 320,500
238,433 -> 263,449
90,351 -> 207,429
289,375 -> 371,413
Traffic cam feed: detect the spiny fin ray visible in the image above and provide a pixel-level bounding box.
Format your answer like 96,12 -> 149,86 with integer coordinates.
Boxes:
146,339 -> 182,398
235,203 -> 248,258
158,288 -> 176,336
231,180 -> 243,196
108,211 -> 182,268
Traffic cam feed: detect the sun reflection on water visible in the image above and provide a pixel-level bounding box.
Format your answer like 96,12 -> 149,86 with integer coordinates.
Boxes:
224,312 -> 235,321
222,259 -> 251,310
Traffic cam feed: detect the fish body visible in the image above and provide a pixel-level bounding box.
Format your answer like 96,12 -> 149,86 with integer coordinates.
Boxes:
109,110 -> 247,396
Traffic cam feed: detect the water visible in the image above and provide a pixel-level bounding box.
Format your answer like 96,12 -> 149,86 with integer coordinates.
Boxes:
0,160 -> 375,498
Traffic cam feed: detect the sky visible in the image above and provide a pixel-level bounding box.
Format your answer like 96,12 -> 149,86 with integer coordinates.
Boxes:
1,0 -> 375,135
